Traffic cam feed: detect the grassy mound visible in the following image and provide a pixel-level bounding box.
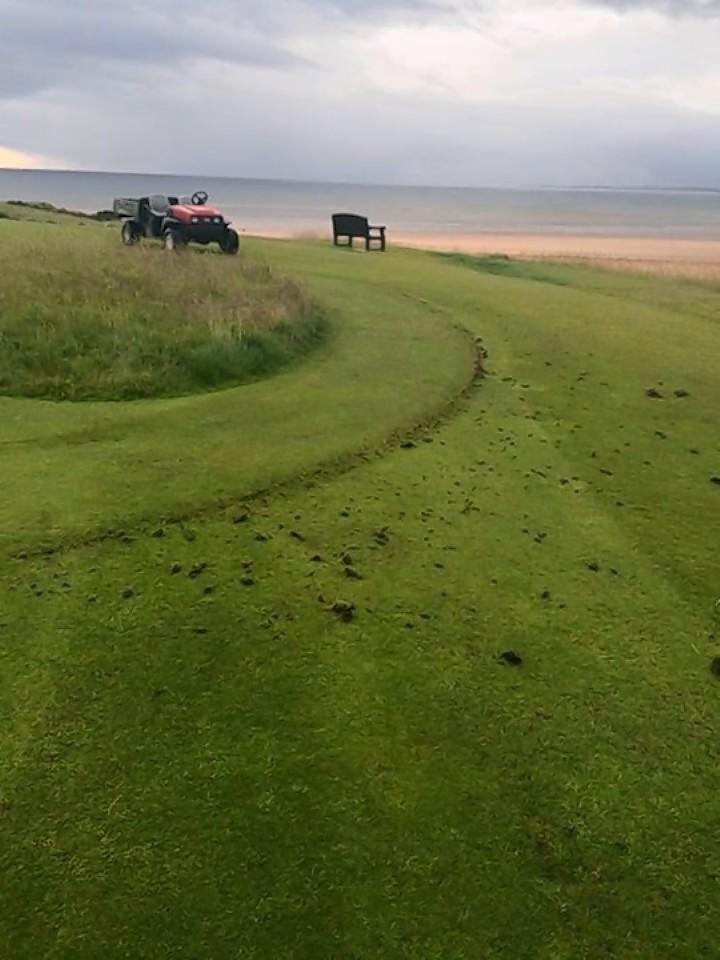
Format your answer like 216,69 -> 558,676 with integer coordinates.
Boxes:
1,199 -> 119,221
435,250 -> 573,286
0,227 -> 327,400
0,199 -> 107,225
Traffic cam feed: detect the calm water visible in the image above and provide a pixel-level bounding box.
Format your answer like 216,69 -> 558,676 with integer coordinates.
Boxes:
2,168 -> 720,238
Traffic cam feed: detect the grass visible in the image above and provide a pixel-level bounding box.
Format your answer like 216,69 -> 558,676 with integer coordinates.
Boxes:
436,249 -> 720,284
435,250 -> 574,286
0,223 -> 719,959
0,222 -> 327,399
577,255 -> 720,283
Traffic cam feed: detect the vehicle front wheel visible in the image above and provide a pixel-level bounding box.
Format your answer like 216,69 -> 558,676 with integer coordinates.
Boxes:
121,221 -> 139,245
164,228 -> 184,251
220,228 -> 239,255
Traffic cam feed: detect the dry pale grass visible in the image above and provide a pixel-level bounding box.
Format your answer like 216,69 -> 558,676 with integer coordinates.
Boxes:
394,231 -> 720,283
0,221 -> 327,400
557,256 -> 720,282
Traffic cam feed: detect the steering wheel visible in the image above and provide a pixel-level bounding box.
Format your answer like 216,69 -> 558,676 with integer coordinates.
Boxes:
191,190 -> 209,206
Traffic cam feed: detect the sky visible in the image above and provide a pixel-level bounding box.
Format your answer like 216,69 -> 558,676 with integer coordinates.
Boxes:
1,0 -> 720,187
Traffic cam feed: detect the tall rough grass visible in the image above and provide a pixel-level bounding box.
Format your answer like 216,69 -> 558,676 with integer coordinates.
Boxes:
0,224 -> 328,400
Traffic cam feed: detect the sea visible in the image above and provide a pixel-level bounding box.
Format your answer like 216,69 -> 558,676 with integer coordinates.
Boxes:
2,168 -> 720,239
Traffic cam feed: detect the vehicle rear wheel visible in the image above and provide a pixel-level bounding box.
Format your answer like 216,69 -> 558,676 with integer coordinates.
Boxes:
220,228 -> 239,255
121,221 -> 139,245
164,228 -> 184,251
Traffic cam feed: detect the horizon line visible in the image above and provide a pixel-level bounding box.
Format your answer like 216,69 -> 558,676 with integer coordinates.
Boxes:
1,166 -> 720,195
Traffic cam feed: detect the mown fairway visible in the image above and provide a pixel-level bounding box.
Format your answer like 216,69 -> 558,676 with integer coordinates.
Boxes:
0,216 -> 719,959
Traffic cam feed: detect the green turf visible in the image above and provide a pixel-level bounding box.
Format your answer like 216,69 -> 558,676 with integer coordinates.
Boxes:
0,223 -> 719,959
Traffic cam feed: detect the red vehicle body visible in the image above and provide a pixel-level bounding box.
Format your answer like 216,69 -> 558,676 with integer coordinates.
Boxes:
168,202 -> 224,223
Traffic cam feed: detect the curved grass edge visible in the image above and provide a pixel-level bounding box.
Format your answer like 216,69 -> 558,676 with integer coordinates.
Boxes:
0,241 -> 480,556
11,332 -> 486,561
0,309 -> 332,403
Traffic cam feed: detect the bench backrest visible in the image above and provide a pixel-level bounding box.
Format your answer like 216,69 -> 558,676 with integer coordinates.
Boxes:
332,213 -> 369,237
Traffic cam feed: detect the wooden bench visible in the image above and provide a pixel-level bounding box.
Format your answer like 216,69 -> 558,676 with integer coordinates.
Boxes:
332,213 -> 386,252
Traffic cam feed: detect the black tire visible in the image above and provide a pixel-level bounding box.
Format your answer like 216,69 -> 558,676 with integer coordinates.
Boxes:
220,228 -> 239,255
164,228 -> 184,252
121,221 -> 138,245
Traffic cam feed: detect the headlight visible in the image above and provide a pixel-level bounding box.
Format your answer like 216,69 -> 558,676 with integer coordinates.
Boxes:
191,216 -> 199,224
213,217 -> 221,224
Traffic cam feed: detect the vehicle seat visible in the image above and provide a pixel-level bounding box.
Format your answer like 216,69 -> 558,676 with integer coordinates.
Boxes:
149,194 -> 170,217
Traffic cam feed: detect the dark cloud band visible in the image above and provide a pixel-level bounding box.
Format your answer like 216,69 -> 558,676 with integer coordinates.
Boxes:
0,0 -> 307,100
582,0 -> 720,16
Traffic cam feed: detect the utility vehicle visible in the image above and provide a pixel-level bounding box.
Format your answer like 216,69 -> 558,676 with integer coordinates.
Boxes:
113,191 -> 240,254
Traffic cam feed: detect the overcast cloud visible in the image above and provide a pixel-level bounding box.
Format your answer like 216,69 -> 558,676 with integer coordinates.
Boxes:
1,0 -> 719,186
